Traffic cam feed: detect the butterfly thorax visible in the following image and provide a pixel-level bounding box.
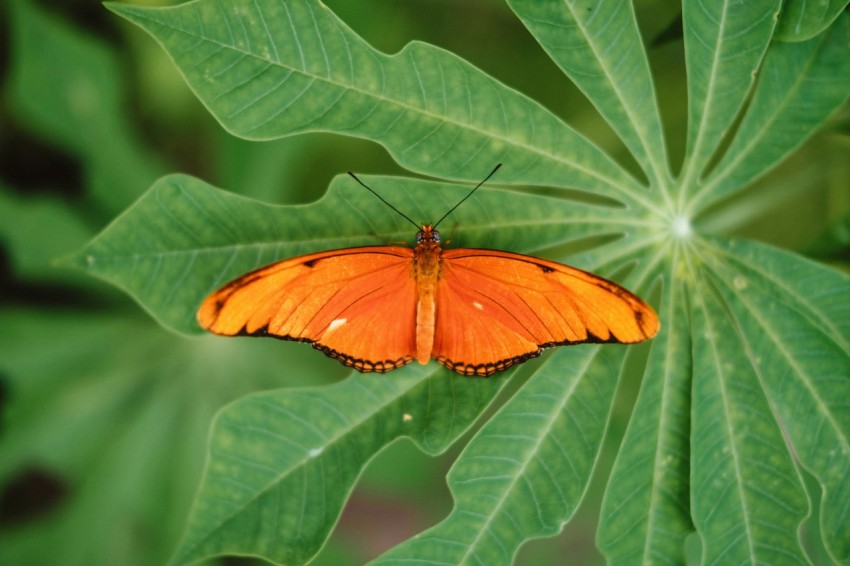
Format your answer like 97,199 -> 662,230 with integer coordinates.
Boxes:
413,224 -> 442,364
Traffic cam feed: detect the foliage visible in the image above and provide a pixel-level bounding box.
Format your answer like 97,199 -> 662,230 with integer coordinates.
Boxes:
1,0 -> 849,565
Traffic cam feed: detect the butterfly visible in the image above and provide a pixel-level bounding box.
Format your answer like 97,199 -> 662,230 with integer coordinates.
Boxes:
197,165 -> 659,376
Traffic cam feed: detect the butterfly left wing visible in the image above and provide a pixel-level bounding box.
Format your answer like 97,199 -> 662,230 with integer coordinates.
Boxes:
198,247 -> 418,372
433,249 -> 659,376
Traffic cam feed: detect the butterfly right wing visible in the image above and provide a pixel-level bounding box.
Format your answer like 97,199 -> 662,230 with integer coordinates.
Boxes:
198,247 -> 418,372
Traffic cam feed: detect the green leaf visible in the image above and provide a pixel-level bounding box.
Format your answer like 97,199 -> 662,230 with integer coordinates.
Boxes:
7,0 -> 162,214
688,259 -> 809,564
104,0 -> 645,202
693,12 -> 850,211
775,0 -> 849,42
597,275 -> 693,564
506,0 -> 669,189
680,0 -> 780,191
65,173 -> 662,334
171,365 -> 508,565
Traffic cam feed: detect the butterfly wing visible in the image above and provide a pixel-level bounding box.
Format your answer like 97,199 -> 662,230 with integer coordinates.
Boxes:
198,247 -> 418,372
433,249 -> 659,376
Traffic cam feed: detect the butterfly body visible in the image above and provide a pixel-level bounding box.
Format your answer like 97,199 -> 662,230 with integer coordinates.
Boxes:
198,224 -> 659,376
413,224 -> 442,365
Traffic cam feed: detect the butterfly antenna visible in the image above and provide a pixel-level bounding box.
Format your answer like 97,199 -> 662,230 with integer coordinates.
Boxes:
348,172 -> 420,230
433,163 -> 502,229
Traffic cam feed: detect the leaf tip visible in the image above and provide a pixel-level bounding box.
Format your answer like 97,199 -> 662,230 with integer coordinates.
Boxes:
102,1 -> 153,26
102,1 -> 127,16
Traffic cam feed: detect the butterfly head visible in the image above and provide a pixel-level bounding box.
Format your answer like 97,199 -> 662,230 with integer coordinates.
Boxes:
416,224 -> 441,244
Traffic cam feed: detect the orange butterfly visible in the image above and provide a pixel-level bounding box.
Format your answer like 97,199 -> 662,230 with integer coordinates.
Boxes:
198,166 -> 659,376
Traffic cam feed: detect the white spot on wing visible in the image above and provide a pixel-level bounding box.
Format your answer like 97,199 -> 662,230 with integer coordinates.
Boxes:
472,301 -> 484,311
327,318 -> 347,332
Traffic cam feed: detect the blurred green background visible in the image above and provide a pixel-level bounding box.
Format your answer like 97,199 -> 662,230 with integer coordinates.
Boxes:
1,0 -> 848,565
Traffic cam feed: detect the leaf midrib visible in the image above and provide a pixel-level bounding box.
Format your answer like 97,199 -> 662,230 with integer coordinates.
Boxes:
681,0 -> 732,192
693,33 -> 829,211
557,1 -> 668,191
642,274 -> 688,562
694,278 -> 758,563
454,349 -> 600,564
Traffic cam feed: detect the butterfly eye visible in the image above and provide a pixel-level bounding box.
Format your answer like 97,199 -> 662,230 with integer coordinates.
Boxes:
416,229 -> 439,243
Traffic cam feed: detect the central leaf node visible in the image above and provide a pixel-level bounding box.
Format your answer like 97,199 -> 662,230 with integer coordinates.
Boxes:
671,215 -> 692,239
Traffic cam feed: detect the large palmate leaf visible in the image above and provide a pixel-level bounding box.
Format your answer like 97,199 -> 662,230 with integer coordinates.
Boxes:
61,0 -> 850,564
